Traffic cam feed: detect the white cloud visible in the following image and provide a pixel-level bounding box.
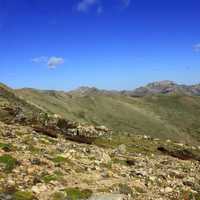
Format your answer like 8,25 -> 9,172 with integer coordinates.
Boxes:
32,56 -> 64,69
77,0 -> 102,14
193,43 -> 200,52
47,57 -> 65,69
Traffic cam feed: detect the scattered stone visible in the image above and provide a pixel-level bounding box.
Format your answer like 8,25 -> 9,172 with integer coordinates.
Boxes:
88,194 -> 128,200
133,180 -> 147,193
131,169 -> 147,177
117,144 -> 126,154
168,170 -> 184,179
30,158 -> 41,165
183,177 -> 196,187
31,184 -> 48,194
0,117 -> 199,200
161,187 -> 173,193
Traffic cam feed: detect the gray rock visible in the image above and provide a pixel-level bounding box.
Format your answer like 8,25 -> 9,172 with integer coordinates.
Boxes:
117,144 -> 126,154
88,194 -> 128,200
0,194 -> 12,200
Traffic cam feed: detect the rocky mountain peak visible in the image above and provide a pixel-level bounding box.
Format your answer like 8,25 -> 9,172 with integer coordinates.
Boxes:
146,80 -> 176,87
128,81 -> 200,96
77,86 -> 98,93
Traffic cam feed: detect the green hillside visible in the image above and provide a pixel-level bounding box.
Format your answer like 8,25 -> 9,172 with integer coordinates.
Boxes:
16,88 -> 200,145
0,83 -> 41,122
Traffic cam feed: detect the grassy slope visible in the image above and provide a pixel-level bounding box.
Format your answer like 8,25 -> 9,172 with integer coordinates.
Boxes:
143,95 -> 200,143
16,89 -> 200,145
0,84 -> 41,120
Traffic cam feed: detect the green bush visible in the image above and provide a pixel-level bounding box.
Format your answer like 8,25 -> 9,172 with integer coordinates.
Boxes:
52,156 -> 67,163
42,174 -> 58,183
64,188 -> 92,200
0,143 -> 13,152
51,192 -> 66,200
118,183 -> 133,197
42,170 -> 64,184
0,154 -> 18,172
13,191 -> 34,200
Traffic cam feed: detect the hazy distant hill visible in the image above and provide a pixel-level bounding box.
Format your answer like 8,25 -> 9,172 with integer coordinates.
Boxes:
14,81 -> 200,145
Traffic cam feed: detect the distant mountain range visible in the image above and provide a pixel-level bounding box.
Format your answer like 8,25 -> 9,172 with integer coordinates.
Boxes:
59,81 -> 200,96
1,81 -> 200,145
13,80 -> 200,97
123,80 -> 200,96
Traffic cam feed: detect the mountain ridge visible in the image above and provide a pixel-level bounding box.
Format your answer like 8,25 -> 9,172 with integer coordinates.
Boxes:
14,80 -> 200,96
1,81 -> 200,145
11,81 -> 200,145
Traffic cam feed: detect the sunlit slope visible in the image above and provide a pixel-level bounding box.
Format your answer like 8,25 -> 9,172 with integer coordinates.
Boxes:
0,83 -> 41,121
16,88 -> 200,144
0,83 -> 40,112
142,95 -> 200,143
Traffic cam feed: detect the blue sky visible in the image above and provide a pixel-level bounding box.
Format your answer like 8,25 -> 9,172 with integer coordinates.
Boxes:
0,0 -> 200,90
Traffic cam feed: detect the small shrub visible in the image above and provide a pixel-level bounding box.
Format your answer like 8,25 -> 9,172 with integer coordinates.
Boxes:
0,143 -> 13,152
0,154 -> 18,172
42,174 -> 58,183
42,171 -> 63,183
118,183 -> 133,197
28,145 -> 41,154
54,170 -> 64,176
51,192 -> 66,200
112,158 -> 128,166
52,156 -> 67,163
64,188 -> 92,200
13,191 -> 34,200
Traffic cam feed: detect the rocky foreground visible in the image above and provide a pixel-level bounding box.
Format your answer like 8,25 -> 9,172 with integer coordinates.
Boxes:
0,120 -> 200,200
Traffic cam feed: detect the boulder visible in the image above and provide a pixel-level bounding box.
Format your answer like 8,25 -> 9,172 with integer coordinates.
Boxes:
88,194 -> 128,200
117,144 -> 126,154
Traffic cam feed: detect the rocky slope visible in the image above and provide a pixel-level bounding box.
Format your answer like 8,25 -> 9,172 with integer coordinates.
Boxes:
0,82 -> 200,199
0,120 -> 200,200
